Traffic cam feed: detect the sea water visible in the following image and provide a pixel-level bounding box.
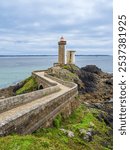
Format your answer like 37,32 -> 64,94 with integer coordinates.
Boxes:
0,55 -> 112,89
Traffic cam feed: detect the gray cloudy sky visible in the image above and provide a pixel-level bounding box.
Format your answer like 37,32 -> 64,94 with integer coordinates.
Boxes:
0,0 -> 113,55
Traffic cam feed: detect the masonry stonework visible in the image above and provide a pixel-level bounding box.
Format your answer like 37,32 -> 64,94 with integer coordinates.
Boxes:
0,71 -> 78,136
58,37 -> 66,64
67,50 -> 76,64
57,37 -> 76,65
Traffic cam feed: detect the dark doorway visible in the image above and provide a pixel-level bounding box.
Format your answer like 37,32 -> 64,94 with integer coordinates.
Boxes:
39,85 -> 43,90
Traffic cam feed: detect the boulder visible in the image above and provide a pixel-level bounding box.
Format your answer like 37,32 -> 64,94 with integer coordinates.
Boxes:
79,128 -> 94,142
60,129 -> 75,138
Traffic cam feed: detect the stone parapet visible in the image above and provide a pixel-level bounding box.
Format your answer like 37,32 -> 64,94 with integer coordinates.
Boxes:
0,70 -> 78,136
45,73 -> 77,89
0,85 -> 60,113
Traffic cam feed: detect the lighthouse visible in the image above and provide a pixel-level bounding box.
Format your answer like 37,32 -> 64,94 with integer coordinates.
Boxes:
58,37 -> 66,64
53,37 -> 76,67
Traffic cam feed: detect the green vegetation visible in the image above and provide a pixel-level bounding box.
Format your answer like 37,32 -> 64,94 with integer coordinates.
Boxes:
63,71 -> 79,82
0,104 -> 112,150
62,64 -> 80,73
16,76 -> 38,95
54,67 -> 80,82
53,114 -> 62,128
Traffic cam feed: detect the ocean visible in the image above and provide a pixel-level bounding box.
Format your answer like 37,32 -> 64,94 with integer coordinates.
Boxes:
0,55 -> 112,89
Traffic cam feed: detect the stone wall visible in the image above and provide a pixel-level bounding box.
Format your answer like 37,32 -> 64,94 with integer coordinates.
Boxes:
0,71 -> 78,136
0,85 -> 60,113
0,87 -> 78,136
45,74 -> 76,88
32,71 -> 57,89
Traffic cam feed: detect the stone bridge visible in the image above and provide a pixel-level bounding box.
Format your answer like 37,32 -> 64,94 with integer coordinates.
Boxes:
0,70 -> 78,136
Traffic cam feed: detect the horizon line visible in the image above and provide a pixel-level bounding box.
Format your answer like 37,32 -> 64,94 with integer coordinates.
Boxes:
0,54 -> 113,57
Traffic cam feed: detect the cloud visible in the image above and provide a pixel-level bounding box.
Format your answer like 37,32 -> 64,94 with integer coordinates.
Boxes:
0,0 -> 113,55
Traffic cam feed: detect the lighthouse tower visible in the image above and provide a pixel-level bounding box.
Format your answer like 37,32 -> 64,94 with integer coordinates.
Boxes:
58,37 -> 66,64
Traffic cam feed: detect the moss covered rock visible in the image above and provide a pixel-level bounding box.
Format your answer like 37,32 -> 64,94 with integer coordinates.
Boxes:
16,76 -> 38,95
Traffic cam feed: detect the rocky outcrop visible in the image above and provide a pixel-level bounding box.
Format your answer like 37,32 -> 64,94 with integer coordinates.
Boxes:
47,64 -> 113,102
47,66 -> 84,92
47,64 -> 113,129
0,85 -> 17,99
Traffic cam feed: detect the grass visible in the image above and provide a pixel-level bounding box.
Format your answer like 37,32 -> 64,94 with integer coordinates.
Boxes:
62,64 -> 80,73
16,76 -> 38,95
53,114 -> 62,128
0,104 -> 112,150
0,135 -> 57,150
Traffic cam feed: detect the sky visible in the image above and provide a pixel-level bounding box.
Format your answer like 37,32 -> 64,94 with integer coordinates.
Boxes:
0,0 -> 113,55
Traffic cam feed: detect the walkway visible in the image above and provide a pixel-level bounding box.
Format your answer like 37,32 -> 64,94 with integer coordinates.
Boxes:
0,71 -> 78,135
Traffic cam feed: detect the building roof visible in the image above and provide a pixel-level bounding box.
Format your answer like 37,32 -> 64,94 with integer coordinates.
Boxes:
67,50 -> 76,52
60,36 -> 66,41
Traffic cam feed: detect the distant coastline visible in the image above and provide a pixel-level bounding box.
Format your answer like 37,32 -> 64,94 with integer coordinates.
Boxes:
0,55 -> 113,57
